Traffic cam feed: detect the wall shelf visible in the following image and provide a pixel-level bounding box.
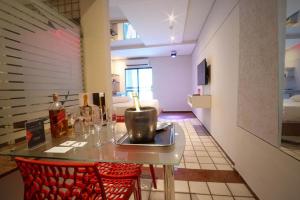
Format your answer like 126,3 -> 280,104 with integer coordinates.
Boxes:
187,95 -> 211,108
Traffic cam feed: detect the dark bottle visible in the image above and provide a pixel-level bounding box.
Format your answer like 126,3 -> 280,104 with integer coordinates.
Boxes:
49,93 -> 68,137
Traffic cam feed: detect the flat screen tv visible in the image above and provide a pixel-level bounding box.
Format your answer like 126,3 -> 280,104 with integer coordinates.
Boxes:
197,59 -> 208,85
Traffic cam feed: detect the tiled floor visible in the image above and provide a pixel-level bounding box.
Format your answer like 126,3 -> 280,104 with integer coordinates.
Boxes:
128,114 -> 257,200
129,178 -> 255,200
159,118 -> 234,171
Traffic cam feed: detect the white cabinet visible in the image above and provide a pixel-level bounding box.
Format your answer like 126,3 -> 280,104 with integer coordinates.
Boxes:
187,95 -> 211,108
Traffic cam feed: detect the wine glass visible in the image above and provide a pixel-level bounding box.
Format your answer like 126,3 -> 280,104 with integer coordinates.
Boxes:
74,116 -> 84,135
106,108 -> 117,143
93,108 -> 103,147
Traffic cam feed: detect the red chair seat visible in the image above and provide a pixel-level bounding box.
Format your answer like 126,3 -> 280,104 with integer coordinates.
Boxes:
98,162 -> 142,200
15,157 -> 139,200
98,162 -> 142,178
102,178 -> 136,200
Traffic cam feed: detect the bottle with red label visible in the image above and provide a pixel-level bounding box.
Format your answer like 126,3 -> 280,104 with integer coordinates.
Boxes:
49,93 -> 68,138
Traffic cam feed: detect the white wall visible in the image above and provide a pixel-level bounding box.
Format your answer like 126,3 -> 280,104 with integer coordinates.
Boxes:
111,59 -> 127,92
192,0 -> 300,200
151,56 -> 193,111
112,56 -> 193,111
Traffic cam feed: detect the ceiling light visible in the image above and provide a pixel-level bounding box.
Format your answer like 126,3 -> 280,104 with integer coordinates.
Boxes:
165,10 -> 177,30
171,50 -> 177,58
168,13 -> 175,22
170,36 -> 175,41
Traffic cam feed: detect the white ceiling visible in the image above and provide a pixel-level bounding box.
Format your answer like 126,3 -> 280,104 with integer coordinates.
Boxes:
116,0 -> 188,46
109,5 -> 126,21
183,0 -> 214,41
111,42 -> 196,59
109,0 -> 214,59
110,0 -> 300,56
111,38 -> 144,48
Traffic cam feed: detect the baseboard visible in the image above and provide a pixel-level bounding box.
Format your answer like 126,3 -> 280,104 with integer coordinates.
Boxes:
161,111 -> 193,113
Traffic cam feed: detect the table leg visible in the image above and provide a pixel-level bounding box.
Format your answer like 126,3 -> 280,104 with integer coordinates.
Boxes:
163,165 -> 175,200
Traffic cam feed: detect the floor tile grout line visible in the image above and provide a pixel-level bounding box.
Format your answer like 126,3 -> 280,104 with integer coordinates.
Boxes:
150,190 -> 255,197
225,182 -> 235,198
206,181 -> 213,196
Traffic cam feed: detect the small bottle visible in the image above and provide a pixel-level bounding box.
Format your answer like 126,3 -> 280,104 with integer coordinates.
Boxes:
49,93 -> 68,138
80,94 -> 93,124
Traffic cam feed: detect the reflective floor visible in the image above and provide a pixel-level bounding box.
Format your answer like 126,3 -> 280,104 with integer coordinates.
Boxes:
129,113 -> 258,200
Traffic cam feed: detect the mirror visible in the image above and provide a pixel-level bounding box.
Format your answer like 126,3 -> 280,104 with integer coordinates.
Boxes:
280,0 -> 300,160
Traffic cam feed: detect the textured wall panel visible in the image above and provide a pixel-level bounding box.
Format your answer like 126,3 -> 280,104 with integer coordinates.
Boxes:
237,0 -> 280,146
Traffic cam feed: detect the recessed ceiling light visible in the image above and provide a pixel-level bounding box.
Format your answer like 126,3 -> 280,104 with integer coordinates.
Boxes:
167,10 -> 177,23
170,36 -> 175,41
171,50 -> 177,58
168,13 -> 175,22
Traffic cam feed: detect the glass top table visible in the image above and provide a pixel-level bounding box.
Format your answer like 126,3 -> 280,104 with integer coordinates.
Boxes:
0,122 -> 185,200
0,123 -> 185,165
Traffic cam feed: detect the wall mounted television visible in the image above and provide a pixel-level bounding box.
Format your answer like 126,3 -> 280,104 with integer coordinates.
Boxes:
197,58 -> 209,85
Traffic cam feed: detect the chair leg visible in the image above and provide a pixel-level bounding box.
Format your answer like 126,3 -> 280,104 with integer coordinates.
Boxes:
133,179 -> 141,200
136,177 -> 142,200
133,187 -> 139,200
149,164 -> 157,189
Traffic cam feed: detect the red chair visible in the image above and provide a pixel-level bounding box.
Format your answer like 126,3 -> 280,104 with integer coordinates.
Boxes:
97,162 -> 142,200
115,116 -> 157,190
15,157 -> 140,200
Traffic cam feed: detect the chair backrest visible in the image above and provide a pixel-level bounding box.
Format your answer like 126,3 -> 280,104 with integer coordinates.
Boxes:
15,157 -> 106,200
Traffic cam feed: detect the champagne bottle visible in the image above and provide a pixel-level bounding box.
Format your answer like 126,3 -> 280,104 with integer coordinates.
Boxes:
132,92 -> 141,111
49,93 -> 68,137
80,94 -> 93,123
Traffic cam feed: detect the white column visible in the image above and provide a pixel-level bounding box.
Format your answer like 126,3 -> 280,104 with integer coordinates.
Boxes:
80,0 -> 112,108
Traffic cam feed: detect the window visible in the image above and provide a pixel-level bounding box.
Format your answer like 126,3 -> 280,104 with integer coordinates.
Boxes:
125,67 -> 153,100
123,23 -> 140,40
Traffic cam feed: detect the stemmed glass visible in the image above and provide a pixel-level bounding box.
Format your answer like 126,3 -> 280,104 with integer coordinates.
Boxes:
73,115 -> 84,135
93,108 -> 103,147
107,108 -> 117,143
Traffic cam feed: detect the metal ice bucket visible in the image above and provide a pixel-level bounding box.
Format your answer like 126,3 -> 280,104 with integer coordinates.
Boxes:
125,107 -> 157,143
